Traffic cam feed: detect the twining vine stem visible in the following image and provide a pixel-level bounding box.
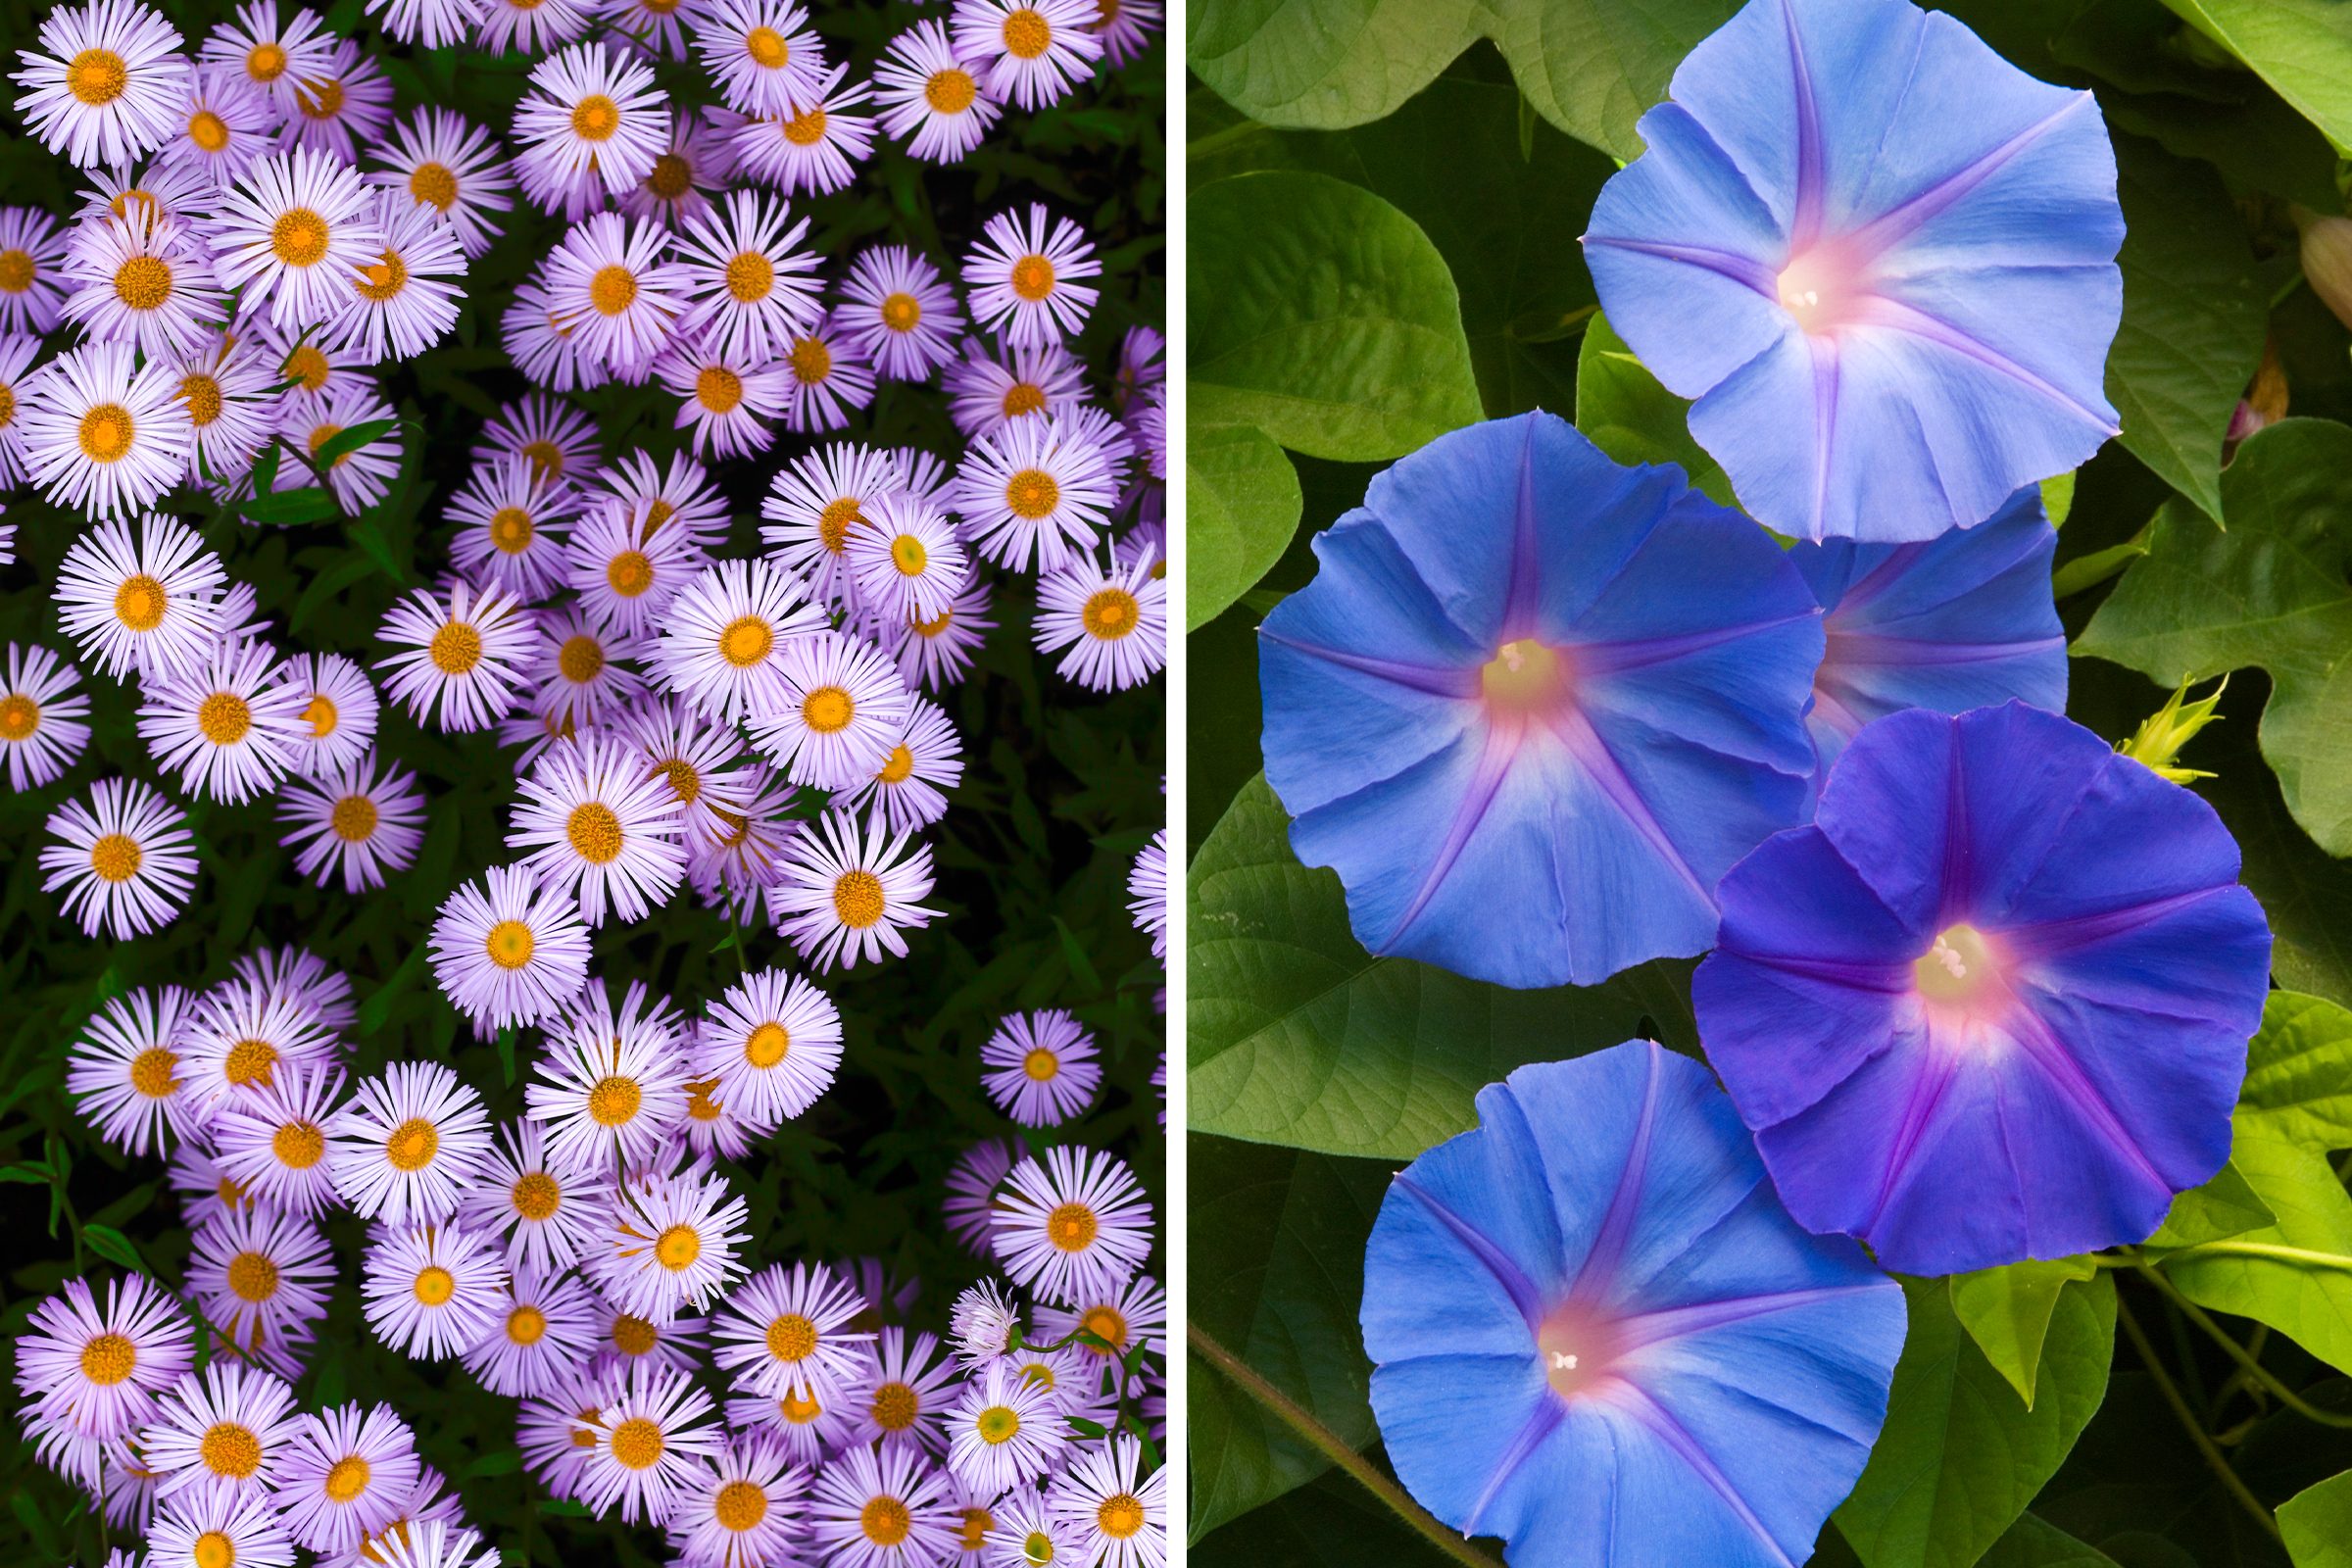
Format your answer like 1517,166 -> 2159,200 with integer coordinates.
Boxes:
1187,1321 -> 1502,1568
2113,1296 -> 2281,1542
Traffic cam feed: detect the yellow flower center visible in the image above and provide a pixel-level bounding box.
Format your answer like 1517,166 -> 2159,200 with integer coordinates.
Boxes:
115,573 -> 168,630
1001,8 -> 1053,60
744,1021 -> 790,1067
819,497 -> 862,554
282,343 -> 331,391
1010,255 -> 1056,303
271,208 -> 329,268
385,1116 -> 439,1171
507,1304 -> 547,1345
331,794 -> 377,843
425,622 -> 483,678
247,41 -> 287,80
745,24 -> 788,67
608,550 -> 654,596
199,691 -> 252,745
272,1119 -> 325,1168
725,249 -> 774,302
833,868 -> 885,928
223,1037 -> 278,1088
227,1250 -> 279,1302
89,833 -> 143,884
720,615 -> 774,668
180,372 -> 223,426
588,1075 -> 642,1126
1022,1048 -> 1059,1082
356,249 -> 409,302
880,292 -> 921,332
1082,588 -> 1139,641
610,1417 -> 664,1470
113,255 -> 173,312
558,634 -> 605,684
590,264 -> 639,317
570,94 -> 619,141
784,106 -> 826,145
646,153 -> 693,200
1914,923 -> 2003,1008
1097,1494 -> 1144,1540
409,162 -> 458,211
130,1045 -> 176,1097
697,365 -> 744,413
295,76 -> 344,120
521,438 -> 564,479
656,1224 -> 701,1269
1004,468 -> 1059,519
611,1314 -> 658,1355
802,685 -> 853,734
69,48 -> 128,105
484,918 -> 535,970
79,1331 -> 137,1385
1480,639 -> 1566,712
861,1497 -> 912,1547
788,335 -> 832,385
871,1381 -> 918,1431
765,1312 -> 817,1362
1023,1529 -> 1056,1564
413,1265 -> 455,1305
1002,381 -> 1047,417
878,744 -> 914,785
192,1531 -> 234,1568
925,68 -> 976,114
324,1454 -> 371,1502
1081,1305 -> 1127,1351
0,693 -> 39,740
975,1404 -> 1020,1445
79,404 -> 134,464
188,108 -> 232,152
513,1171 -> 561,1219
1048,1201 -> 1098,1251
715,1479 -> 769,1531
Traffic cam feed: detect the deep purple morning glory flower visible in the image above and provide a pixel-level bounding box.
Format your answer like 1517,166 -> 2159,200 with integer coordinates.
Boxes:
1584,0 -> 2124,543
1257,410 -> 1823,989
1695,703 -> 2272,1275
1362,1041 -> 1904,1566
1791,484 -> 2065,792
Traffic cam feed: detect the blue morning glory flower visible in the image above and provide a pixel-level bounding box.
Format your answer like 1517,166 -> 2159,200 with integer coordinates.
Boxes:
1583,0 -> 2124,543
1791,484 -> 2065,792
1257,411 -> 1823,989
1362,1041 -> 1904,1567
1694,703 -> 2272,1276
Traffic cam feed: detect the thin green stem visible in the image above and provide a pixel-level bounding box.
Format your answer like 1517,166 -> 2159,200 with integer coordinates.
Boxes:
2134,1264 -> 2352,1430
2154,1240 -> 2352,1274
2113,1295 -> 2280,1541
1185,121 -> 1265,163
1188,1322 -> 1502,1568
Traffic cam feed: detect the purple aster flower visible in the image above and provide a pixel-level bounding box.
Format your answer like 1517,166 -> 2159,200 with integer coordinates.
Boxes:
1362,1042 -> 1903,1567
1583,0 -> 2124,541
1695,702 -> 2272,1273
1790,483 -> 2064,791
1258,410 -> 1822,988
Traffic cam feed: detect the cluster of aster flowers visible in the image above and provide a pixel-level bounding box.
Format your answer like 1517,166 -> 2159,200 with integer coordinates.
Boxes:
1253,1 -> 2279,1565
2,0 -> 1169,1560
22,947 -> 1166,1567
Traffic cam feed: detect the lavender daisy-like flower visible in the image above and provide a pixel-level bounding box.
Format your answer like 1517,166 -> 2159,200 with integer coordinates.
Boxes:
367,107 -> 515,261
992,1146 -> 1151,1308
694,0 -> 825,117
527,976 -> 692,1172
853,1328 -> 956,1456
268,1402 -> 421,1556
567,498 -> 706,638
0,642 -> 92,791
712,1261 -> 876,1402
375,580 -> 535,734
1582,0 -> 2124,541
148,1490 -> 296,1568
202,147 -> 384,333
277,651 -> 380,779
187,1205 -> 335,1380
1695,702 -> 2272,1273
777,310 -> 876,433
278,751 -> 426,893
327,1059 -> 494,1226
774,809 -> 938,973
141,1360 -> 302,1506
457,1117 -> 611,1275
137,635 -> 306,804
545,211 -> 692,383
671,1433 -> 811,1568
67,984 -> 198,1156
55,513 -> 224,680
210,1060 -> 345,1219
511,730 -> 688,926
461,1261 -> 603,1398
362,1221 -> 508,1360
41,774 -> 198,940
16,337 -> 194,518
749,630 -> 912,792
1791,483 -> 2065,789
577,1361 -> 724,1526
13,0 -> 191,168
730,64 -> 877,197
0,211 -> 70,335
14,1275 -> 195,1484
1050,1433 -> 1163,1568
839,244 -> 962,381
962,203 -> 1098,349
808,1442 -> 959,1568
1035,552 -> 1166,692
698,966 -> 842,1131
956,414 -> 1117,575
671,189 -> 821,364
428,863 -> 595,1029
1363,1042 -> 1902,1566
586,1164 -> 753,1322
947,1359 -> 1066,1497
951,0 -> 1102,113
1260,410 -> 1821,989
655,556 -> 827,725
981,1009 -> 1100,1127
514,41 -> 671,207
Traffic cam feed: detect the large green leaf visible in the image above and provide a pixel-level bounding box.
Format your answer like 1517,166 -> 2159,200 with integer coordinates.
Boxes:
1838,1273 -> 2118,1568
2240,991 -> 2352,1149
1188,775 -> 1695,1158
2279,1468 -> 2352,1568
1485,0 -> 1742,163
2158,0 -> 2352,155
1191,1463 -> 1467,1568
1187,0 -> 1740,163
2076,419 -> 2352,857
1979,1515 -> 2123,1568
2160,1116 -> 2352,1377
1575,312 -> 1737,507
1948,1255 -> 2100,1409
2103,134 -> 2267,523
2144,1159 -> 2277,1249
1188,422 -> 1304,633
1188,1136 -> 1392,1539
1190,172 -> 1484,463
1186,0 -> 1483,132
